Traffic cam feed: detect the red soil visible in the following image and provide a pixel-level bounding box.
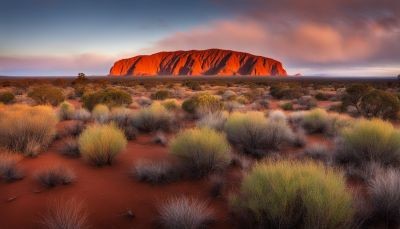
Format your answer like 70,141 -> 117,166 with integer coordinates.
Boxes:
0,135 -> 235,229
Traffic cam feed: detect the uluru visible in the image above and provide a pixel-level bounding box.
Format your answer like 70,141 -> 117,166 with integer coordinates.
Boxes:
109,49 -> 287,76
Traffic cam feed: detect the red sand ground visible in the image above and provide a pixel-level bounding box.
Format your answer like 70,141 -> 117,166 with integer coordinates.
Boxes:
0,110 -> 363,228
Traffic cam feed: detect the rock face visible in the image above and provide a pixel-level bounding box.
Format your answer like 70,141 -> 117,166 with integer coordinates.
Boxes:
109,49 -> 287,76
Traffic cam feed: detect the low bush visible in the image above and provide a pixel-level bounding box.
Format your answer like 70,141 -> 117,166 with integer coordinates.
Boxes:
341,84 -> 373,112
131,103 -> 175,132
78,123 -> 127,166
72,108 -> 91,122
92,104 -> 109,123
109,107 -> 137,140
334,119 -> 400,167
182,81 -> 201,90
302,144 -> 331,163
58,101 -> 75,120
182,93 -> 223,116
133,160 -> 178,184
0,91 -> 15,104
158,197 -> 214,229
0,105 -> 57,156
270,85 -> 306,99
28,85 -> 65,106
0,153 -> 24,182
301,108 -> 330,134
268,110 -> 287,123
170,128 -> 231,178
280,102 -> 293,110
161,99 -> 179,111
359,89 -> 400,119
230,160 -> 353,228
82,88 -> 132,111
42,198 -> 89,229
364,168 -> 400,227
59,138 -> 80,157
36,165 -> 75,188
151,90 -> 171,100
196,112 -> 228,131
224,112 -> 292,157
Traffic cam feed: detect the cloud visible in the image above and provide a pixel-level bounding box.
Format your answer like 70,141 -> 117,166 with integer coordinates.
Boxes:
148,0 -> 400,75
0,53 -> 115,76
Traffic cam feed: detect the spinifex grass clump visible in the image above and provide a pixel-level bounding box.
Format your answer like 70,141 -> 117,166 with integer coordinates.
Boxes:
0,105 -> 58,156
169,127 -> 231,178
92,104 -> 110,123
78,123 -> 127,166
158,197 -> 214,229
132,103 -> 175,132
42,198 -> 89,229
230,160 -> 353,228
58,101 -> 75,120
334,119 -> 400,167
82,88 -> 132,111
224,111 -> 292,157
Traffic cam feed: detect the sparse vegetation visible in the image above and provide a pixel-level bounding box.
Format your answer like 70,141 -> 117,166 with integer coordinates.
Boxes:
36,165 -> 75,188
0,91 -> 15,104
82,88 -> 132,111
132,103 -> 175,132
78,123 -> 127,166
0,105 -> 58,156
28,85 -> 65,106
230,160 -> 353,228
133,160 -> 178,184
170,128 -> 231,178
158,197 -> 214,229
0,153 -> 24,182
42,198 -> 89,229
58,101 -> 75,120
182,93 -> 223,116
334,119 -> 400,167
92,104 -> 110,123
301,108 -> 330,134
224,111 -> 292,157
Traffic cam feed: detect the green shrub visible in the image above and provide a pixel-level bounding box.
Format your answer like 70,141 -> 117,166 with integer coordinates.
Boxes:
58,101 -> 75,120
28,85 -> 65,106
231,160 -> 353,228
301,108 -> 330,134
132,103 -> 174,132
334,119 -> 400,167
78,123 -> 127,166
182,81 -> 201,90
82,88 -> 132,111
280,102 -> 293,110
151,90 -> 171,100
0,105 -> 58,156
92,104 -> 110,123
170,128 -> 231,178
0,91 -> 15,104
224,112 -> 292,157
161,99 -> 179,111
182,93 -> 223,115
359,89 -> 400,119
270,84 -> 306,99
341,84 -> 373,112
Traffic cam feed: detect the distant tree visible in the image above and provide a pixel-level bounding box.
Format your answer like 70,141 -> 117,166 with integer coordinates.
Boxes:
72,73 -> 89,85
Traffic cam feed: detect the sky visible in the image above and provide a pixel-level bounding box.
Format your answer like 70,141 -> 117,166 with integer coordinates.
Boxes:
0,0 -> 399,76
